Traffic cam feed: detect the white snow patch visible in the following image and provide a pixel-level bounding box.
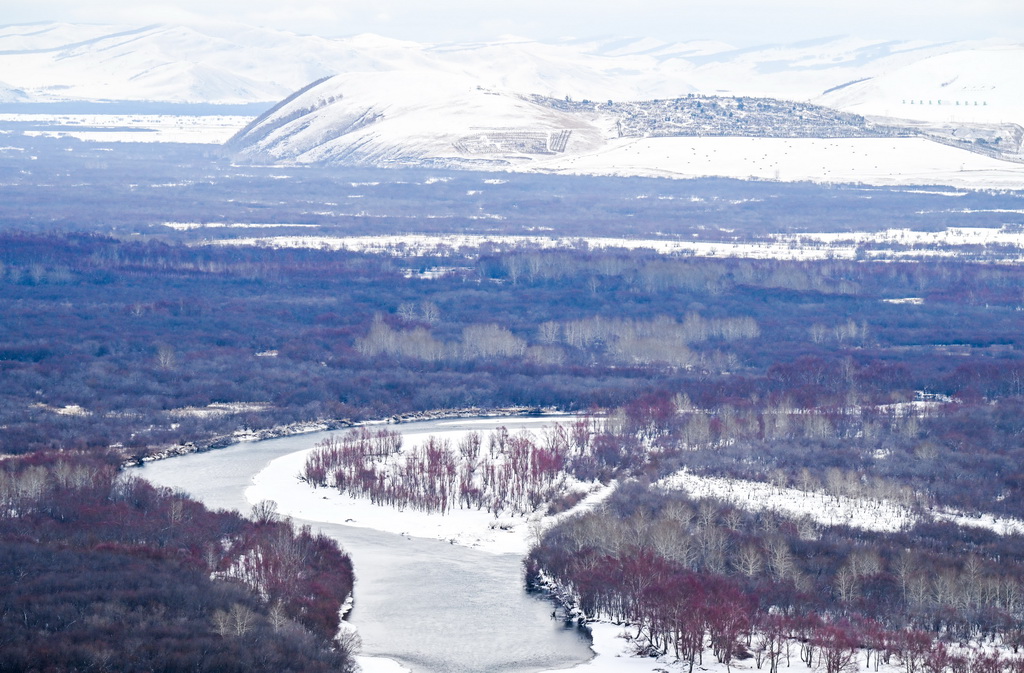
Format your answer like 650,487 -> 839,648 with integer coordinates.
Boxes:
882,297 -> 925,304
658,468 -> 916,532
537,622 -> 671,673
168,402 -> 271,418
162,222 -> 320,230
31,403 -> 91,416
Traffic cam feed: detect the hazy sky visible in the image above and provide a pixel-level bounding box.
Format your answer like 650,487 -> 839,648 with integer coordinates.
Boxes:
5,0 -> 1021,45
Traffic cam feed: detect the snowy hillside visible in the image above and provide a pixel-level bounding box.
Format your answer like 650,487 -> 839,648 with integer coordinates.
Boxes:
227,71 -> 610,166
816,45 -> 1024,126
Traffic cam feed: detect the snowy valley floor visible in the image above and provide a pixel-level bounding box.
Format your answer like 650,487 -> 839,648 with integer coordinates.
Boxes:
532,136 -> 1024,190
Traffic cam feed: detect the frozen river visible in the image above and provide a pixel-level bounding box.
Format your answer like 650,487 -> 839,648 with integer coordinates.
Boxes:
130,416 -> 593,673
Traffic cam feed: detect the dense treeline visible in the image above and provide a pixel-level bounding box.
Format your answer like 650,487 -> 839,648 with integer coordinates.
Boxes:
528,483 -> 1024,671
5,232 -> 1024,460
593,390 -> 1024,520
0,452 -> 355,672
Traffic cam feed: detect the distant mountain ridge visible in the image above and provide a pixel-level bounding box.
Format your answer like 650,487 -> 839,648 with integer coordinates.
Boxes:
0,21 -> 1020,130
5,21 -> 1022,187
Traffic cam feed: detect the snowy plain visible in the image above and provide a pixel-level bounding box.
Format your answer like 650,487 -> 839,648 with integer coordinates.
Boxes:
534,137 -> 1024,190
0,113 -> 253,143
2,23 -> 1019,132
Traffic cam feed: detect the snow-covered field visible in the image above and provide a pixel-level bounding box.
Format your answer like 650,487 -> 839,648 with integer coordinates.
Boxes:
815,46 -> 1024,126
206,232 -> 844,260
163,222 -> 321,230
792,225 -> 1024,247
536,136 -> 1024,190
199,224 -> 1024,263
0,113 -> 253,143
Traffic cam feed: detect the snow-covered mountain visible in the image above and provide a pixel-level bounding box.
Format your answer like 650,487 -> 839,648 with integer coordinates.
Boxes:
227,68 -> 895,165
1,21 -> 1021,129
0,22 -> 688,104
225,67 -> 1024,190
226,71 -> 610,166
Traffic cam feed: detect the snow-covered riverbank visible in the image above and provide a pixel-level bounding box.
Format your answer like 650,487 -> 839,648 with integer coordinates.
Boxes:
135,406 -> 556,465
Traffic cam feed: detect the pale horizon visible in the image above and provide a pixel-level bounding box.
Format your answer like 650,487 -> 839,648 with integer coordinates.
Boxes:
2,0 -> 1020,47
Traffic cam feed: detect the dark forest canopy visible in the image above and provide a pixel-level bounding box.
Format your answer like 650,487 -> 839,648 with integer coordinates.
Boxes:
0,451 -> 356,672
3,231 -> 1024,459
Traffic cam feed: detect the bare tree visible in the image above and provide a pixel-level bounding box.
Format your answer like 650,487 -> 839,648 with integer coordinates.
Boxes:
156,343 -> 176,370
737,542 -> 764,578
251,499 -> 280,525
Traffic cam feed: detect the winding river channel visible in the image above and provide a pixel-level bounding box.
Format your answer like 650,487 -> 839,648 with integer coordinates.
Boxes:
129,416 -> 593,673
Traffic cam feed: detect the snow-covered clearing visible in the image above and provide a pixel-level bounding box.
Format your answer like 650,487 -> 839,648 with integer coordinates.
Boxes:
163,222 -> 318,230
207,232 -> 849,260
657,468 -> 1024,536
0,113 -> 253,143
168,402 -> 271,418
790,226 -> 1024,249
30,402 -> 90,416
